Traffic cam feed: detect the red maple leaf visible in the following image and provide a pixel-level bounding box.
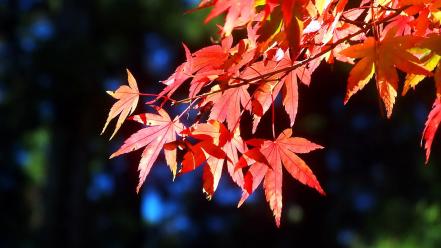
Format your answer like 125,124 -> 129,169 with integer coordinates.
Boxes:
241,53 -> 310,131
180,121 -> 229,195
240,128 -> 325,227
110,107 -> 184,192
204,0 -> 256,36
422,98 -> 441,163
181,120 -> 246,198
281,0 -> 302,59
223,128 -> 248,188
206,84 -> 251,131
101,0 -> 441,226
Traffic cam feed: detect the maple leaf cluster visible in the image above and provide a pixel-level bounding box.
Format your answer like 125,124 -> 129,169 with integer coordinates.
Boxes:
102,0 -> 441,226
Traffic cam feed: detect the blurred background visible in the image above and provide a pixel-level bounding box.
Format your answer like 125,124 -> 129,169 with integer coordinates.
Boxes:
1,0 -> 441,247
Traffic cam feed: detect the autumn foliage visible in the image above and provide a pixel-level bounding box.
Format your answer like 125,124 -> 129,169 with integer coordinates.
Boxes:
102,0 -> 441,226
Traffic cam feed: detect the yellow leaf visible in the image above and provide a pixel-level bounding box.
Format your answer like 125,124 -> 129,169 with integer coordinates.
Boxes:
255,0 -> 266,6
403,54 -> 441,95
315,0 -> 331,15
432,11 -> 441,24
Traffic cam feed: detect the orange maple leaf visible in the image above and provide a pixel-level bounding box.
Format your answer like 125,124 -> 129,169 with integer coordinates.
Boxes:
340,29 -> 432,117
102,69 -> 139,139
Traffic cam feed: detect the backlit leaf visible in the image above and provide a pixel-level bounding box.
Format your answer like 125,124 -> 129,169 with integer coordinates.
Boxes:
102,69 -> 139,139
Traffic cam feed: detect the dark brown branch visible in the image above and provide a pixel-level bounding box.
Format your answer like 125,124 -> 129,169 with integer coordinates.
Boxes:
174,5 -> 410,105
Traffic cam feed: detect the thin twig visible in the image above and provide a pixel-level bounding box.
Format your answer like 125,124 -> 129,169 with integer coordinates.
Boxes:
173,5 -> 409,105
271,89 -> 276,139
341,16 -> 366,28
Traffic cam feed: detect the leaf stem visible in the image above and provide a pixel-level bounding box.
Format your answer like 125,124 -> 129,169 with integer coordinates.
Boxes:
271,89 -> 276,139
